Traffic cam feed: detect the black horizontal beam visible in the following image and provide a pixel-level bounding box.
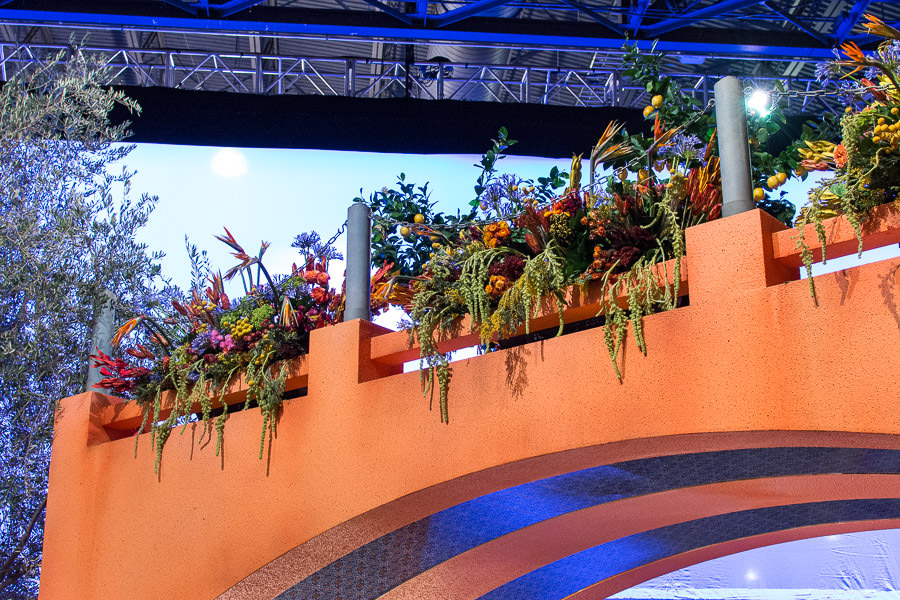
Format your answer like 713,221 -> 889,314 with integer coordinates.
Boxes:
113,85 -> 646,158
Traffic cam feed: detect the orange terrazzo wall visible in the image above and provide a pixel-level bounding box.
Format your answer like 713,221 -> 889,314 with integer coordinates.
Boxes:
39,208 -> 900,600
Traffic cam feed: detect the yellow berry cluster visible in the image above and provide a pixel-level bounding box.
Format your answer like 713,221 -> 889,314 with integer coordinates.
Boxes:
252,340 -> 274,366
517,184 -> 540,207
873,113 -> 900,153
231,316 -> 252,339
191,299 -> 215,312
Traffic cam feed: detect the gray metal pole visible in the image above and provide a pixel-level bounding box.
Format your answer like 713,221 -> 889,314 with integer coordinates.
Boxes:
345,203 -> 372,322
85,290 -> 116,393
714,76 -> 756,217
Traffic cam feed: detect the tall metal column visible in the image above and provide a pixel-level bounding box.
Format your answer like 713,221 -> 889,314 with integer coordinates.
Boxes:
85,290 -> 116,393
714,76 -> 755,216
345,203 -> 371,322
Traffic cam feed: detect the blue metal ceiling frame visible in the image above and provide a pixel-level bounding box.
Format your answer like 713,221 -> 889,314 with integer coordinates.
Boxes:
642,0 -> 767,37
832,0 -> 875,44
10,1 -> 889,49
556,0 -> 624,36
0,7 -> 867,61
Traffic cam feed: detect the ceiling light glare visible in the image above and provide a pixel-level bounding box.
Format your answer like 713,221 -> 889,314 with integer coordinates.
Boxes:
747,89 -> 772,116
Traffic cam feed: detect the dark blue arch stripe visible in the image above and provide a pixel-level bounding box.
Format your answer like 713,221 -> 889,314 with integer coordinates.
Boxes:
479,498 -> 900,599
276,448 -> 900,600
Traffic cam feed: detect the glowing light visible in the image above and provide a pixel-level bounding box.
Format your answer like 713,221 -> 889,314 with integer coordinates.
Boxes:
211,148 -> 248,177
745,568 -> 759,581
747,90 -> 772,116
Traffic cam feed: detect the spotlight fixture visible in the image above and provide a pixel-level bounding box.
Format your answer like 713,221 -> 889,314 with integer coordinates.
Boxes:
747,89 -> 772,116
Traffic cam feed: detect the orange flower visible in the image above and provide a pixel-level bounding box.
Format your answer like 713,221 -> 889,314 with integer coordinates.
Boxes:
833,143 -> 848,169
862,14 -> 900,41
311,287 -> 329,304
838,42 -> 868,77
486,275 -> 509,300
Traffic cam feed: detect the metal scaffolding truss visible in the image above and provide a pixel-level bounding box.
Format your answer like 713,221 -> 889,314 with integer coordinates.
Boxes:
0,40 -> 845,114
0,1 -> 897,114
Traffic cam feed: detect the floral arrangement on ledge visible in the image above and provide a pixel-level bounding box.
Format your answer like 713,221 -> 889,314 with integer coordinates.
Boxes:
91,229 -> 344,470
96,15 -> 900,459
361,18 -> 899,422
791,15 -> 900,301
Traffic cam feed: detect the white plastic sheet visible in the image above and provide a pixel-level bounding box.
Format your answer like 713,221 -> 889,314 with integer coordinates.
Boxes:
611,529 -> 900,599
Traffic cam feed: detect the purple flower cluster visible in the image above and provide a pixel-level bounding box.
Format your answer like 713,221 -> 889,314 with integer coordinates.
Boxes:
815,60 -> 843,85
480,173 -> 524,218
660,132 -> 703,160
189,331 -> 211,355
880,40 -> 900,70
292,231 -> 344,261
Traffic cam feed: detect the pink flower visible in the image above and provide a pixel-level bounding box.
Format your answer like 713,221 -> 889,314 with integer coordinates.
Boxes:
221,334 -> 235,352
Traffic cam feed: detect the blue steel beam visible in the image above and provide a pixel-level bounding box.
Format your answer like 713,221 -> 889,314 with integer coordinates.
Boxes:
642,0 -> 768,37
356,0 -> 414,25
832,0 -> 874,44
430,0 -> 517,27
556,0 -> 624,36
159,0 -> 199,16
416,0 -> 429,19
628,0 -> 651,35
762,1 -> 830,46
217,0 -> 268,18
0,8 -> 841,60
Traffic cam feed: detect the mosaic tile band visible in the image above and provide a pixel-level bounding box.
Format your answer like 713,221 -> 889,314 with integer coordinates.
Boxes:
277,447 -> 900,600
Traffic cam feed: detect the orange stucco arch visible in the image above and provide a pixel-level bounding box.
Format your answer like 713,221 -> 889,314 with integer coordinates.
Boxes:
221,431 -> 900,600
40,208 -> 900,600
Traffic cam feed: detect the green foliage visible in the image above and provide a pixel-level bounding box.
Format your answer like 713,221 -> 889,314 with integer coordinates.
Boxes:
251,304 -> 276,329
358,174 -> 473,277
0,48 -> 163,597
597,198 -> 684,380
482,241 -> 568,342
617,42 -> 844,227
536,165 -> 569,198
408,249 -> 469,423
472,126 -> 517,206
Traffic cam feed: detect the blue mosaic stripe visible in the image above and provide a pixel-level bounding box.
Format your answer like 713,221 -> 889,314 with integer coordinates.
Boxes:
479,498 -> 900,600
276,448 -> 900,600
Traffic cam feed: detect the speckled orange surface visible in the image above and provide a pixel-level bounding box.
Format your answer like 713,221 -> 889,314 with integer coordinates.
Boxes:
39,208 -> 900,600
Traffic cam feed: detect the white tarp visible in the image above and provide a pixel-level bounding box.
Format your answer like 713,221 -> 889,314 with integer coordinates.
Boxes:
611,529 -> 900,599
